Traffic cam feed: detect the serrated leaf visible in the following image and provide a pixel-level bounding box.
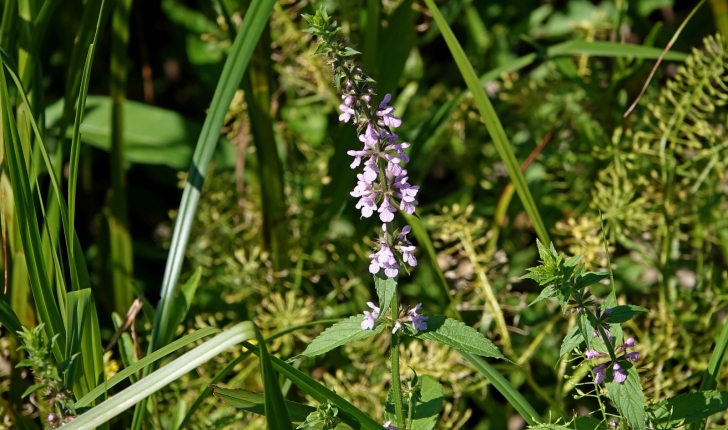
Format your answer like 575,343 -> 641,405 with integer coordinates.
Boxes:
604,305 -> 648,324
521,266 -> 558,286
211,386 -> 315,423
375,273 -> 397,319
556,287 -> 571,314
575,272 -> 610,289
564,253 -> 584,268
414,316 -> 504,359
577,313 -> 595,350
529,285 -> 557,306
293,316 -> 384,360
410,376 -> 443,430
560,326 -> 584,358
606,363 -> 646,430
648,391 -> 728,429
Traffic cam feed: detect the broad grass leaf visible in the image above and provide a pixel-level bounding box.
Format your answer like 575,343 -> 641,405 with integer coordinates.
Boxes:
294,316 -> 385,360
211,386 -> 315,423
415,316 -> 504,359
606,363 -> 646,430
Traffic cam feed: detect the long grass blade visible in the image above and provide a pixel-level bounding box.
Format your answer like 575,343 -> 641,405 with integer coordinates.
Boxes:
690,316 -> 728,430
145,0 -> 276,360
0,55 -> 65,361
242,23 -> 288,271
243,342 -> 383,430
76,326 -> 221,408
458,349 -> 541,426
64,323 -> 255,429
107,0 -> 135,314
254,325 -> 293,429
423,0 -> 549,244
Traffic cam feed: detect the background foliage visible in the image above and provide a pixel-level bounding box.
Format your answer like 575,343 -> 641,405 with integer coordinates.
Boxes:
2,0 -> 728,428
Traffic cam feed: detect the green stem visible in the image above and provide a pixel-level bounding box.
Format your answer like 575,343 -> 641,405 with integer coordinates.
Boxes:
390,295 -> 404,427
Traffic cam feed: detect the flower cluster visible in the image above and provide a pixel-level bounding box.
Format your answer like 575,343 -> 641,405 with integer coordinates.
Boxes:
304,7 -> 419,279
361,302 -> 428,333
587,337 -> 639,385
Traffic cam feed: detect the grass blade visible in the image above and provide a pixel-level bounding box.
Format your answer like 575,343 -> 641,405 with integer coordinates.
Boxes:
211,386 -> 315,422
423,0 -> 549,244
242,23 -> 288,271
0,55 -> 65,361
75,326 -> 221,408
243,341 -> 383,430
147,0 -> 276,357
64,322 -> 255,429
107,0 -> 135,314
254,325 -> 293,429
0,295 -> 22,340
459,349 -> 541,426
689,316 -> 728,430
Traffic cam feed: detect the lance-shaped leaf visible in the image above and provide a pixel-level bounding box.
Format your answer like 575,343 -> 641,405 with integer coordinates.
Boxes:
604,305 -> 648,324
293,316 -> 385,360
560,325 -> 584,358
414,316 -> 504,359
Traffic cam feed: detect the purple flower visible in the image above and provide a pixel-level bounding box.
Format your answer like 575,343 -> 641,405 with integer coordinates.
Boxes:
624,351 -> 639,362
370,231 -> 400,277
392,171 -> 419,214
383,420 -> 398,430
585,350 -> 605,360
339,104 -> 355,123
343,94 -> 354,107
593,364 -> 607,384
399,245 -> 417,266
351,175 -> 378,218
377,94 -> 402,128
361,302 -> 380,330
619,337 -> 635,350
378,195 -> 397,222
613,363 -> 627,383
407,303 -> 428,331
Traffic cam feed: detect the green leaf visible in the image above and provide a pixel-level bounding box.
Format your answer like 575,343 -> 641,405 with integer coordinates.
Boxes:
415,316 -> 504,359
167,267 -> 203,342
0,297 -> 23,340
577,313 -> 595,350
564,253 -> 584,268
254,324 -> 293,429
560,325 -> 584,358
575,272 -> 610,290
410,376 -> 443,430
64,322 -> 255,429
649,391 -> 728,429
604,305 -> 648,324
375,273 -> 397,318
75,326 -> 221,407
293,316 -> 385,360
606,362 -> 646,430
21,384 -> 47,399
45,96 -> 234,170
422,0 -> 549,245
529,285 -> 557,306
144,0 -> 277,372
211,386 -> 315,423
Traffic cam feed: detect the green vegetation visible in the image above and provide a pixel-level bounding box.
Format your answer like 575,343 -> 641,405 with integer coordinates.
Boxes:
1,0 -> 728,428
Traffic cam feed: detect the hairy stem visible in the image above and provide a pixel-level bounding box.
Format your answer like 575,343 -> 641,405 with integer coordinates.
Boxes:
390,295 -> 404,427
